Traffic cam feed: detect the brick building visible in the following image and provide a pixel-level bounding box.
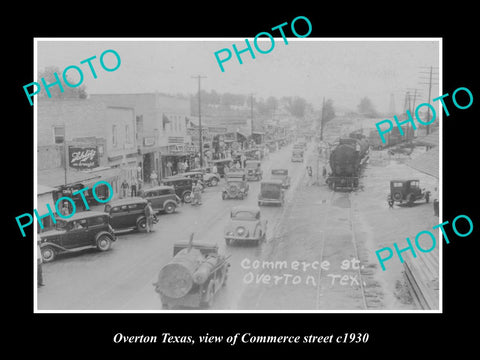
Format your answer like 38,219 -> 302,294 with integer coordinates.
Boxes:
90,93 -> 190,181
37,97 -> 137,201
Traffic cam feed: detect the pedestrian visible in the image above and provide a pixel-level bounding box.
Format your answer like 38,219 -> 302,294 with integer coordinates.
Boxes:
184,160 -> 189,172
212,164 -> 218,175
166,161 -> 172,176
61,201 -> 70,216
121,179 -> 129,198
131,177 -> 138,197
192,180 -> 202,205
306,166 -> 313,186
145,201 -> 155,232
150,170 -> 158,186
37,241 -> 44,287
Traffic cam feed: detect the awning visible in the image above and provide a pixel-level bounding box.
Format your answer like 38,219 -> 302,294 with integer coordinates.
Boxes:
37,166 -> 122,188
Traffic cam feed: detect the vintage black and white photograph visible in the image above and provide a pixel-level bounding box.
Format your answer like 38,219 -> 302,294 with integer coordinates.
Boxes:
33,38 -> 441,312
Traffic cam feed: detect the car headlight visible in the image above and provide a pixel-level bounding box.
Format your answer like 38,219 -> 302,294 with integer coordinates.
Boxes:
236,227 -> 247,236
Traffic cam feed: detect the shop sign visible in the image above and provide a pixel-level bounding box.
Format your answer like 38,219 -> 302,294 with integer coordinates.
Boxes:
69,146 -> 99,169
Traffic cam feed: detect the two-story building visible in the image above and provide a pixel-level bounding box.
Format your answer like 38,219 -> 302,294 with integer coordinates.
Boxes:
90,93 -> 190,181
37,97 -> 137,203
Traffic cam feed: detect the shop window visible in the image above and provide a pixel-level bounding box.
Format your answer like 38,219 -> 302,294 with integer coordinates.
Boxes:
53,125 -> 65,144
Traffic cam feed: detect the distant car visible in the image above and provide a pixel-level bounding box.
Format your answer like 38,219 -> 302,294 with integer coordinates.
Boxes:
139,185 -> 181,214
224,206 -> 267,246
161,177 -> 194,203
39,211 -> 116,263
104,197 -> 155,233
291,149 -> 304,162
245,160 -> 263,181
222,171 -> 249,200
258,180 -> 285,206
271,169 -> 290,189
388,179 -> 430,207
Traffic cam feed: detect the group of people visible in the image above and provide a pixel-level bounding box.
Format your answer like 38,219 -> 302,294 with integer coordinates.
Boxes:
120,178 -> 140,198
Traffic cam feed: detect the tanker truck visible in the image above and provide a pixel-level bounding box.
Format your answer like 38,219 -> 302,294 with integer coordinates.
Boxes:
154,235 -> 230,309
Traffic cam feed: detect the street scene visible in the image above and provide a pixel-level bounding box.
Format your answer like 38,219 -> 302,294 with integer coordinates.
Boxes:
35,40 -> 440,311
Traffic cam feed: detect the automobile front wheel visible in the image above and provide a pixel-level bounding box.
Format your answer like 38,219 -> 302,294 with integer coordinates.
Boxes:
97,235 -> 112,251
41,246 -> 56,263
183,191 -> 192,203
164,203 -> 176,214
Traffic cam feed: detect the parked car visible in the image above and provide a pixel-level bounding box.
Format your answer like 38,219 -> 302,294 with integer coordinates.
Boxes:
138,185 -> 181,214
39,211 -> 116,263
104,197 -> 156,233
245,160 -> 263,181
224,206 -> 267,246
258,180 -> 285,206
271,169 -> 290,189
222,171 -> 249,200
388,179 -> 430,207
161,177 -> 194,203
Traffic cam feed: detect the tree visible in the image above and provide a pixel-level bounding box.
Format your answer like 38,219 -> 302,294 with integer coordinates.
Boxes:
284,96 -> 307,118
357,97 -> 378,117
38,66 -> 87,99
323,99 -> 335,123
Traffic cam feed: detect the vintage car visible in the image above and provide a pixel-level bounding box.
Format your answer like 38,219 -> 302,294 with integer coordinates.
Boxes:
258,180 -> 285,206
388,179 -> 430,207
224,206 -> 267,246
166,172 -> 205,192
161,177 -> 194,203
245,160 -> 263,181
154,238 -> 230,309
138,186 -> 181,214
222,171 -> 249,200
291,149 -> 304,162
271,169 -> 290,189
39,211 -> 116,263
104,197 -> 157,233
188,168 -> 221,186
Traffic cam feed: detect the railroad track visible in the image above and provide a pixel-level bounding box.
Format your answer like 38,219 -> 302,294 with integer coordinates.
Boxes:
314,190 -> 369,310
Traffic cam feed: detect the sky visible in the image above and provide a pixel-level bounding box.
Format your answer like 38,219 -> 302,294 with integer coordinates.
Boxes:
36,38 -> 440,113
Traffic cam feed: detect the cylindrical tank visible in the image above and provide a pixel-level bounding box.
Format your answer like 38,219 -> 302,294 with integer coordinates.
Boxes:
155,248 -> 204,299
329,144 -> 358,177
193,256 -> 218,284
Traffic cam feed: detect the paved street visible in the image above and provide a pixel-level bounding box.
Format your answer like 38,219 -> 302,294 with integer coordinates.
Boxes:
38,143 -> 311,310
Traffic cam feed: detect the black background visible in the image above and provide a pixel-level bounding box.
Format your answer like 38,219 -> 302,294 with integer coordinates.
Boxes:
7,4 -> 478,356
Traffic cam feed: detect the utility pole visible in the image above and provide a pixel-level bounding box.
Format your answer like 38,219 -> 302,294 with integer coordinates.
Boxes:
191,75 -> 207,167
64,125 -> 68,185
320,96 -> 325,141
250,93 -> 254,137
418,66 -> 439,135
405,88 -> 423,139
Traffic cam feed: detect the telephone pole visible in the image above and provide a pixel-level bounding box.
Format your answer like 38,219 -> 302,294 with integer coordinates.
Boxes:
418,66 -> 439,134
320,96 -> 325,141
250,93 -> 254,137
191,75 -> 207,167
